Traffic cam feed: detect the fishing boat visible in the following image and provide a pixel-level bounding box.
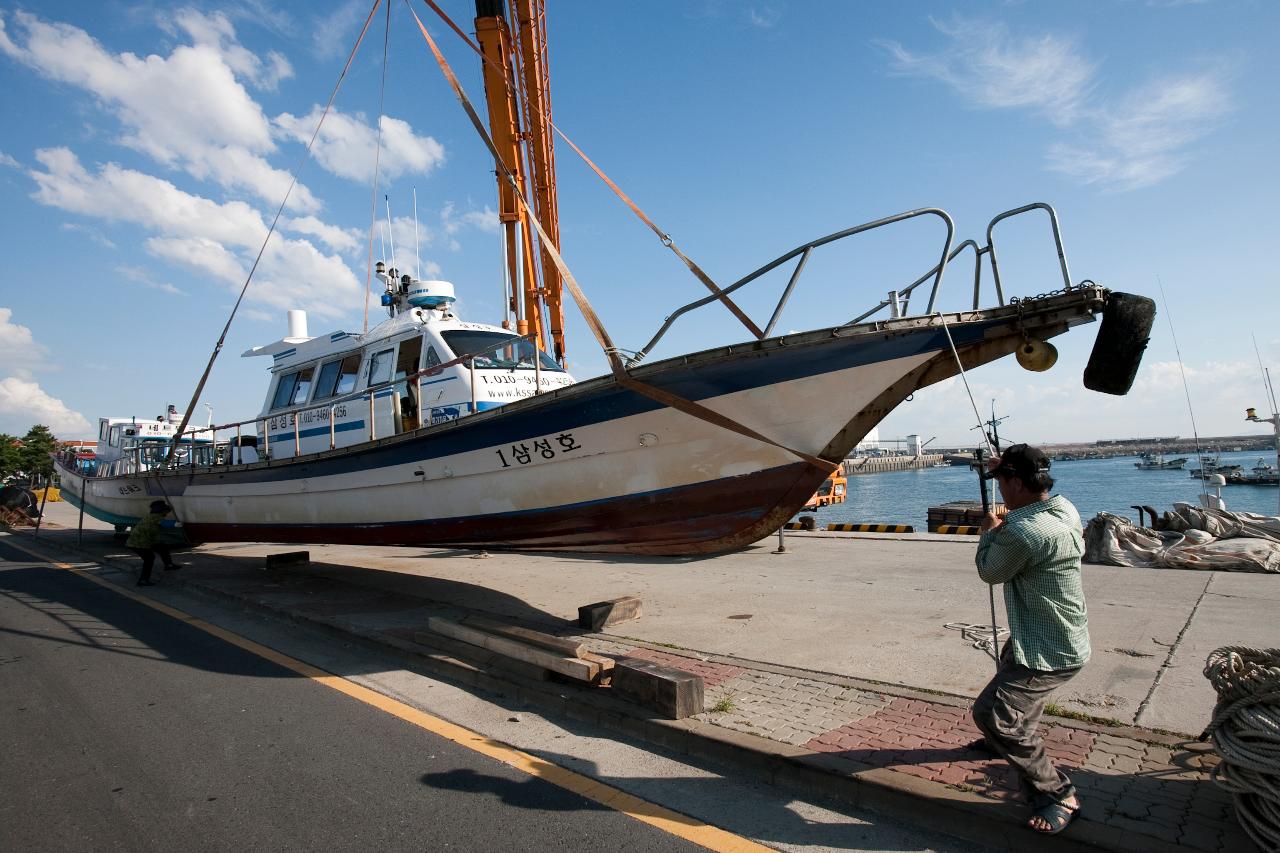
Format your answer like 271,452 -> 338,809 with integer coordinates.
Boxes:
1190,454 -> 1242,479
54,2 -> 1156,555
1135,450 -> 1188,470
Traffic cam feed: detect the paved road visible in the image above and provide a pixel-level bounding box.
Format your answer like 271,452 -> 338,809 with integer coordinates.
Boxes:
0,538 -> 705,853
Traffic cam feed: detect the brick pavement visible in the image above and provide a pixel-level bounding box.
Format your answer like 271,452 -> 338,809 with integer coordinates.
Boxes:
593,642 -> 1256,852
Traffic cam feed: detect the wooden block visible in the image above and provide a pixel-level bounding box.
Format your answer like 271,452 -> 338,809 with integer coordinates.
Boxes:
265,551 -> 310,569
578,596 -> 643,631
578,651 -> 616,685
612,658 -> 704,719
426,617 -> 599,682
461,615 -> 585,658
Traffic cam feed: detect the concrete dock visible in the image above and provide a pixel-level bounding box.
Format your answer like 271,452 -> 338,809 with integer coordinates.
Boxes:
15,499 -> 1272,852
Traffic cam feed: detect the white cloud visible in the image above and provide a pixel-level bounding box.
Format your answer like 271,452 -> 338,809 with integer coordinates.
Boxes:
0,9 -> 318,212
747,6 -> 781,29
0,308 -> 46,378
168,8 -> 293,91
311,0 -> 367,60
116,264 -> 185,295
274,109 -> 445,184
881,18 -> 1094,125
0,376 -> 92,436
1047,71 -> 1232,191
28,149 -> 358,319
282,215 -> 362,253
0,150 -> 19,168
60,221 -> 116,249
30,148 -> 269,249
880,17 -> 1232,191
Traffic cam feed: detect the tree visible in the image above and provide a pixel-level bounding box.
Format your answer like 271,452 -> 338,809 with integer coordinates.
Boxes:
0,434 -> 19,481
19,425 -> 58,486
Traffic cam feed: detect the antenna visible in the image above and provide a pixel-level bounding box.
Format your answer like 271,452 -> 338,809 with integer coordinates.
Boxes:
413,186 -> 421,280
1156,276 -> 1208,501
1252,335 -> 1277,413
384,194 -> 396,268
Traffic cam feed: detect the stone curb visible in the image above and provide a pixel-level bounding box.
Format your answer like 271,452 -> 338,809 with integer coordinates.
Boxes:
15,530 -> 1221,853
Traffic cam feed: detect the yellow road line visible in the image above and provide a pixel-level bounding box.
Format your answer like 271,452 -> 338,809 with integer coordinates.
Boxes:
3,536 -> 772,853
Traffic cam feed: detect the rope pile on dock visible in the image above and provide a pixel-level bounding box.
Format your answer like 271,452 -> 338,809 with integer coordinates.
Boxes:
1202,646 -> 1280,850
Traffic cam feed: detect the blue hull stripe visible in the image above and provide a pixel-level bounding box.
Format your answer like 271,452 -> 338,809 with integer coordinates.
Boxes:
269,419 -> 369,441
63,489 -> 140,526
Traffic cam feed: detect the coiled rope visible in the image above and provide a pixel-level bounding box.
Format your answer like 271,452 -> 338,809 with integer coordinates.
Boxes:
1202,646 -> 1280,850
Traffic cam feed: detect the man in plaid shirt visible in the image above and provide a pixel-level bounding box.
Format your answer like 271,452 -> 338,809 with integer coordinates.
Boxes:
973,443 -> 1089,836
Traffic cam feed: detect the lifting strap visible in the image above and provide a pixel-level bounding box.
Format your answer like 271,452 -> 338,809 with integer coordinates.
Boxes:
407,3 -> 833,474
419,0 -> 761,340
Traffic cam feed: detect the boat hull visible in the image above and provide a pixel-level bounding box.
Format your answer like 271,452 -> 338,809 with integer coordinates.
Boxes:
57,289 -> 1105,554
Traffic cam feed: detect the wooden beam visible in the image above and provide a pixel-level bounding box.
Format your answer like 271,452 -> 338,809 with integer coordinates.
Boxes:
461,615 -> 585,658
427,617 -> 599,682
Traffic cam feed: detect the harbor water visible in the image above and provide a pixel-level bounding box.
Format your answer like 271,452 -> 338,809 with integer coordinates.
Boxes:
808,450 -> 1280,529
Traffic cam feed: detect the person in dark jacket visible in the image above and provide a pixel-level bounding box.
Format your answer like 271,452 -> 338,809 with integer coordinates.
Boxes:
126,500 -> 182,586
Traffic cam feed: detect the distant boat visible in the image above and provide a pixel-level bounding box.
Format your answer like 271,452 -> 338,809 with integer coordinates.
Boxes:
1190,453 -> 1243,479
1135,450 -> 1187,470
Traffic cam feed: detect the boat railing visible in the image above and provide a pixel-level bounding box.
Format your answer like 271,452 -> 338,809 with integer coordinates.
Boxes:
102,334 -> 546,474
627,202 -> 1075,366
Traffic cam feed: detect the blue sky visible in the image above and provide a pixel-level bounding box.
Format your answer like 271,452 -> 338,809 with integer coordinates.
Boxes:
1,0 -> 1276,450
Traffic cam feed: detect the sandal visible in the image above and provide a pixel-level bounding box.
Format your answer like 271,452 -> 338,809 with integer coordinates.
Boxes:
1028,800 -> 1080,835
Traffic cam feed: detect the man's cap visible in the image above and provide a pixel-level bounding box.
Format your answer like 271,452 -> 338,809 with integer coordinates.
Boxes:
149,500 -> 172,513
993,444 -> 1052,480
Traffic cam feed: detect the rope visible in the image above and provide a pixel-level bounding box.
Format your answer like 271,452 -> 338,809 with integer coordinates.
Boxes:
944,622 -> 1009,661
936,312 -> 1002,672
363,0 -> 392,333
1202,646 -> 1280,850
406,2 -> 835,474
164,0 -> 384,467
417,0 -> 761,340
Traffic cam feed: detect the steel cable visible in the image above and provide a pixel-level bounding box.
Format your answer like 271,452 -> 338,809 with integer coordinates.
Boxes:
1202,646 -> 1280,850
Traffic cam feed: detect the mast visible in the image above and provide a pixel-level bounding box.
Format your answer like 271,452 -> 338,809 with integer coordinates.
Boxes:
474,0 -> 565,364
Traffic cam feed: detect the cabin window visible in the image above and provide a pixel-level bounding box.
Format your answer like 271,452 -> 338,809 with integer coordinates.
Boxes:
290,368 -> 314,406
272,371 -> 301,409
440,331 -> 564,371
368,348 -> 395,386
99,421 -> 110,442
425,346 -> 441,368
313,354 -> 362,401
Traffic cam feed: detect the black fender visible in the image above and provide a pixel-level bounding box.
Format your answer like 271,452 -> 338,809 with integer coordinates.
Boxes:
1084,292 -> 1157,395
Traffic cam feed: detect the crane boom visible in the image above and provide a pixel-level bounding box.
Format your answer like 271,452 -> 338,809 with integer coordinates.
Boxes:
473,0 -> 565,364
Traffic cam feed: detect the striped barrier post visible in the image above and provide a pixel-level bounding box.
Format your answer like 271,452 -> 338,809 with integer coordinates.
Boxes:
825,523 -> 915,533
934,524 -> 981,535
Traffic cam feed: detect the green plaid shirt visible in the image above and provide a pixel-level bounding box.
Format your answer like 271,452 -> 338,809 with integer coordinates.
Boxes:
976,494 -> 1090,671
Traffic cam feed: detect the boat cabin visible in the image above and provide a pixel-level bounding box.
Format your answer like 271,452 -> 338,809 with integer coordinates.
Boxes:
91,407 -> 218,476
244,265 -> 576,460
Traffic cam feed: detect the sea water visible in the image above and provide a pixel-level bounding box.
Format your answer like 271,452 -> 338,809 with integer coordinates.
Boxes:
810,449 -> 1280,529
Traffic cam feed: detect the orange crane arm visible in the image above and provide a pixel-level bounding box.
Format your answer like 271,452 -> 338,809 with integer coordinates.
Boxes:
473,0 -> 565,364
